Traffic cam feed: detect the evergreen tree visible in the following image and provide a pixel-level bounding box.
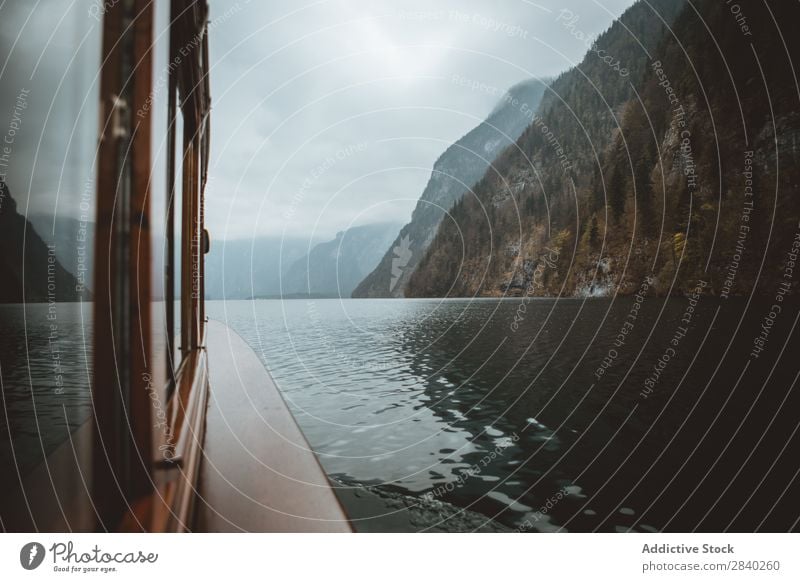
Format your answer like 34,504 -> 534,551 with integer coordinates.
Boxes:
608,162 -> 627,222
589,214 -> 599,248
634,155 -> 654,237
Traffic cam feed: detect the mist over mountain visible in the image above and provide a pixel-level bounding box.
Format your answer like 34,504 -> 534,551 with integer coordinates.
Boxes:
352,78 -> 549,298
407,0 -> 800,299
204,237 -> 310,300
205,222 -> 400,299
28,214 -> 95,295
18,214 -> 400,302
0,182 -> 84,303
281,223 -> 402,298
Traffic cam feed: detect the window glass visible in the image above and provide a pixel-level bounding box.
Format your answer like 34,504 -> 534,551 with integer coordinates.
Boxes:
0,1 -> 100,490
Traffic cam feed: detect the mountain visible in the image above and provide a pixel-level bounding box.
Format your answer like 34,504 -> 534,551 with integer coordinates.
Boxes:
24,215 -> 312,301
29,215 -> 173,300
407,0 -> 800,298
28,214 -> 95,294
281,223 -> 403,298
0,182 -> 84,303
205,223 -> 401,300
352,78 -> 549,297
204,237 -> 310,300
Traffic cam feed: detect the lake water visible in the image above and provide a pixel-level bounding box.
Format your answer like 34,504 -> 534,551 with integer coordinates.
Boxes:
0,302 -> 93,478
2,297 -> 798,531
206,297 -> 800,532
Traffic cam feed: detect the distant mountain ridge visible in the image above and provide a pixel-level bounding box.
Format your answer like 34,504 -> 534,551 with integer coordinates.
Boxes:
0,182 -> 84,303
277,223 -> 402,298
205,223 -> 402,299
352,77 -> 549,298
204,237 -> 309,300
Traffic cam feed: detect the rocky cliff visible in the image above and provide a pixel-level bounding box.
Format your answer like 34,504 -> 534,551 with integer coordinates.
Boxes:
352,78 -> 549,297
407,0 -> 800,299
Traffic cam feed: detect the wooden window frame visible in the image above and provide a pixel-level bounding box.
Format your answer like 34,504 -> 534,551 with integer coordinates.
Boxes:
94,0 -> 210,532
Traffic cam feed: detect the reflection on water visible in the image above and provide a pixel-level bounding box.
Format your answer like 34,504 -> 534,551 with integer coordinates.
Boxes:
209,297 -> 800,532
0,303 -> 93,478
2,297 -> 797,531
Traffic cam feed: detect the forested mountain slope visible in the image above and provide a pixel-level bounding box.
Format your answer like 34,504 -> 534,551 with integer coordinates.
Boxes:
408,0 -> 800,299
353,78 -> 548,297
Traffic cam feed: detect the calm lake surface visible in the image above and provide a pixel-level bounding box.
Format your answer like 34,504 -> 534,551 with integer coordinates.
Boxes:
2,297 -> 798,531
0,302 -> 93,478
207,297 -> 800,532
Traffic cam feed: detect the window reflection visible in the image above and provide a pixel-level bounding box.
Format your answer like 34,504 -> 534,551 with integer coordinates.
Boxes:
0,1 -> 100,496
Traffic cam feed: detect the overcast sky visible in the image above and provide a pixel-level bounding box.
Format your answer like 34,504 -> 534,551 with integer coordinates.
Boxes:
1,0 -> 634,243
206,0 -> 634,242
0,0 -> 99,227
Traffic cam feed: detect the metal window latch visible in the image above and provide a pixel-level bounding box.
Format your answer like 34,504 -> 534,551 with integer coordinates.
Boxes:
111,94 -> 129,139
154,452 -> 184,470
